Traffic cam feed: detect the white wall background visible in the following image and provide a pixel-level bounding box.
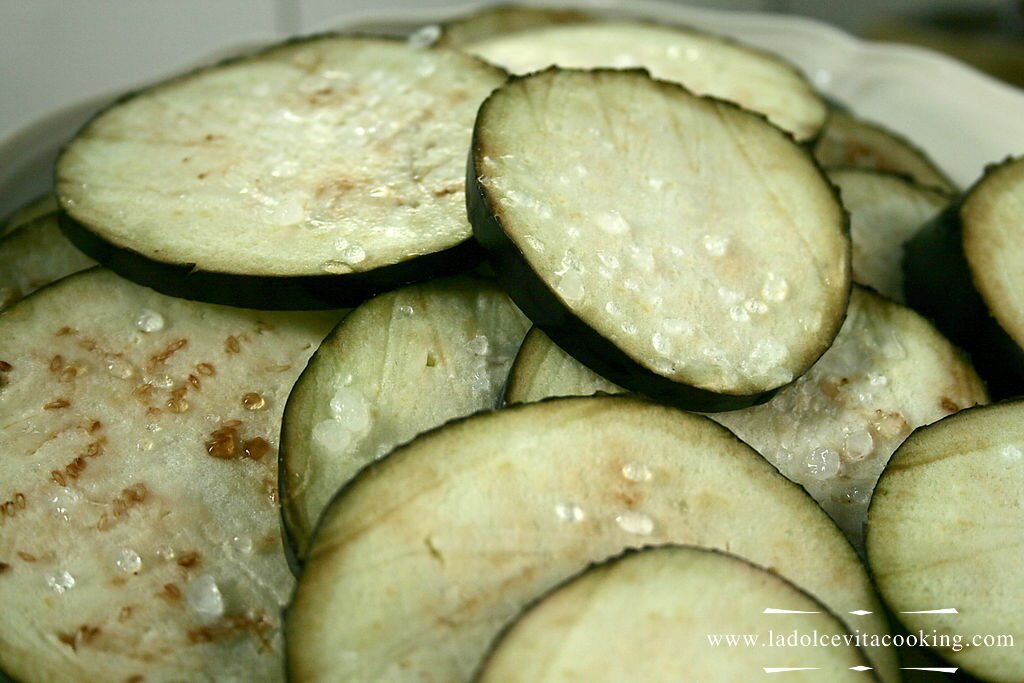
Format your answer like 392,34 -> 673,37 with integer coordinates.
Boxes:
0,0 -> 1005,143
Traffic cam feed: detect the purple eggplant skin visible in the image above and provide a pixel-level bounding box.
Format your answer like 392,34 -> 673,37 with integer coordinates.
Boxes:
58,211 -> 483,311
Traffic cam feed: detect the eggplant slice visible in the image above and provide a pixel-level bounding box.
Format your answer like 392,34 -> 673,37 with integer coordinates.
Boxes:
280,276 -> 529,563
505,288 -> 987,545
476,546 -> 878,683
814,109 -> 957,193
867,400 -> 1024,682
829,169 -> 949,302
0,212 -> 96,310
714,288 -> 986,544
56,36 -> 507,309
470,68 -> 849,411
436,5 -> 593,48
287,396 -> 897,682
504,327 -> 620,404
0,194 -> 57,238
0,269 -> 341,682
904,156 -> 1024,398
456,19 -> 825,142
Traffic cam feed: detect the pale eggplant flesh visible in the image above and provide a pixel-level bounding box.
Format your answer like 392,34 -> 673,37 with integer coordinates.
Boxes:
0,268 -> 342,682
476,546 -> 879,683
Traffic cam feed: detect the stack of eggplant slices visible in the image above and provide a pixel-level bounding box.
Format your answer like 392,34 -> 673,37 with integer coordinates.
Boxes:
3,6 -> 1024,683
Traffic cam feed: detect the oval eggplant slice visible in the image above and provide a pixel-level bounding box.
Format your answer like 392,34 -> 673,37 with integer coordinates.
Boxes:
470,68 -> 849,411
504,326 -> 619,404
458,20 -> 825,142
829,169 -> 949,302
476,546 -> 878,683
286,396 -> 897,682
0,212 -> 96,310
904,156 -> 1024,398
867,400 -> 1024,682
0,194 -> 57,238
435,5 -> 593,48
814,109 -> 957,193
504,288 -> 987,545
280,276 -> 529,563
0,269 -> 341,683
56,36 -> 507,309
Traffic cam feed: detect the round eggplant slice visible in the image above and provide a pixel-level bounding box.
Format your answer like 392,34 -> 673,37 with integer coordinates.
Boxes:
504,326 -> 619,404
459,21 -> 825,142
0,212 -> 96,310
476,546 -> 878,683
286,396 -> 897,682
280,276 -> 529,563
435,5 -> 593,48
504,288 -> 987,546
829,169 -> 949,302
56,36 -> 507,309
904,156 -> 1024,399
867,400 -> 1024,682
0,269 -> 341,683
813,109 -> 957,193
470,68 -> 850,411
0,194 -> 57,238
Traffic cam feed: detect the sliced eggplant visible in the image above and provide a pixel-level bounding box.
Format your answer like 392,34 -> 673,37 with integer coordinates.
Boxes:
867,400 -> 1024,681
280,276 -> 529,563
470,68 -> 849,411
0,269 -> 341,682
829,169 -> 949,302
504,326 -> 619,404
814,109 -> 957,193
504,288 -> 987,545
476,546 -> 878,683
286,396 -> 897,682
56,36 -> 507,309
458,20 -> 825,142
0,212 -> 96,310
904,155 -> 1024,398
436,5 -> 593,48
0,194 -> 57,238
714,287 -> 986,545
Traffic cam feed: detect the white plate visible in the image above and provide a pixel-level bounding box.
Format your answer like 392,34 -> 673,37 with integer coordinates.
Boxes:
2,0 -> 1023,217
